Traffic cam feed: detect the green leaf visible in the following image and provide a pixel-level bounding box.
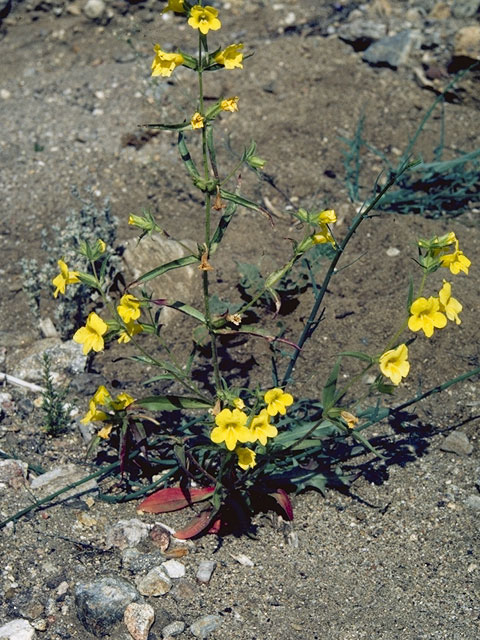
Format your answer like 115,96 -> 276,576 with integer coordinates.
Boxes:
219,188 -> 268,215
135,395 -> 213,411
351,429 -> 385,458
273,420 -> 338,448
134,255 -> 198,285
76,272 -> 100,289
142,374 -> 176,385
210,200 -> 237,254
178,131 -> 200,179
174,444 -> 187,469
322,358 -> 341,411
166,301 -> 206,324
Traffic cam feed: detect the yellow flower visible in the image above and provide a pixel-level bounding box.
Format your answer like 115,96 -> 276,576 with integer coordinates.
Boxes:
188,5 -> 221,35
151,44 -> 184,77
162,0 -> 185,13
118,320 -> 143,344
438,280 -> 462,325
315,209 -> 337,225
340,410 -> 359,429
97,239 -> 106,253
249,409 -> 278,445
214,43 -> 243,69
73,312 -> 108,355
52,259 -> 80,298
408,297 -> 447,338
210,408 -> 251,451
117,294 -> 141,324
264,388 -> 293,417
439,241 -> 471,275
220,96 -> 239,112
191,112 -> 204,129
233,397 -> 245,410
97,425 -> 113,440
235,447 -> 256,470
111,392 -> 135,411
93,385 -> 111,405
379,344 -> 410,385
80,399 -> 108,425
312,226 -> 335,246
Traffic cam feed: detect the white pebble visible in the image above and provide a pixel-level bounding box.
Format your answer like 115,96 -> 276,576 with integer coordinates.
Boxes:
386,247 -> 400,257
196,560 -> 216,584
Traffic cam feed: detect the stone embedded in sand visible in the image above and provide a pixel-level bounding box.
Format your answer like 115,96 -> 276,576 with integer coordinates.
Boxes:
75,577 -> 141,636
453,25 -> 480,61
196,560 -> 216,585
440,430 -> 473,456
123,602 -> 155,640
161,559 -> 186,579
135,567 -> 172,596
0,618 -> 36,640
105,518 -> 151,550
189,614 -> 222,639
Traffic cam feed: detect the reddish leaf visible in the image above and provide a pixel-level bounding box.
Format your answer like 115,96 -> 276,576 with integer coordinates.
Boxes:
269,488 -> 294,521
173,509 -> 214,539
137,486 -> 214,514
207,517 -> 223,534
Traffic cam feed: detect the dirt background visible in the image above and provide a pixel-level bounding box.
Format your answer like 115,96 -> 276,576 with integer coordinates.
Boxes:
0,0 -> 479,638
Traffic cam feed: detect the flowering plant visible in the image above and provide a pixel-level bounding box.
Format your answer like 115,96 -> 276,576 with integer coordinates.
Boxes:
47,2 -> 476,538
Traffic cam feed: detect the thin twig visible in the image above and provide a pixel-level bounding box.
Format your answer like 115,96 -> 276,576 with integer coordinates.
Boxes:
0,373 -> 46,393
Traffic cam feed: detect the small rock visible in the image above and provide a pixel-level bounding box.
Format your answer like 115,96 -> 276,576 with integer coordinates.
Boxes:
386,247 -> 400,257
122,548 -> 168,572
170,579 -> 198,602
0,88 -> 11,100
38,318 -> 59,338
135,567 -> 172,597
464,495 -> 480,510
83,0 -> 105,20
451,0 -> 480,18
429,2 -> 450,19
0,459 -> 28,489
105,519 -> 151,550
230,553 -> 254,567
30,464 -> 98,499
0,618 -> 36,640
75,576 -> 141,636
149,523 -> 171,551
440,431 -> 473,456
363,30 -> 416,68
123,602 -> 155,640
189,614 -> 222,639
162,620 -> 185,638
11,338 -> 86,385
31,619 -> 47,632
196,560 -> 216,585
453,25 -> 480,62
338,19 -> 387,51
161,559 -> 185,579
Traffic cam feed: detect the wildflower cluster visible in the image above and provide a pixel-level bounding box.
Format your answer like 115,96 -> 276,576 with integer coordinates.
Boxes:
210,388 -> 293,469
378,231 -> 470,387
81,385 -> 135,440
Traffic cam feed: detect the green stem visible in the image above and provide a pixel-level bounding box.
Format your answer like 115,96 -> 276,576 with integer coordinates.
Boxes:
196,32 -> 221,396
282,164 -> 413,387
393,365 -> 480,413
